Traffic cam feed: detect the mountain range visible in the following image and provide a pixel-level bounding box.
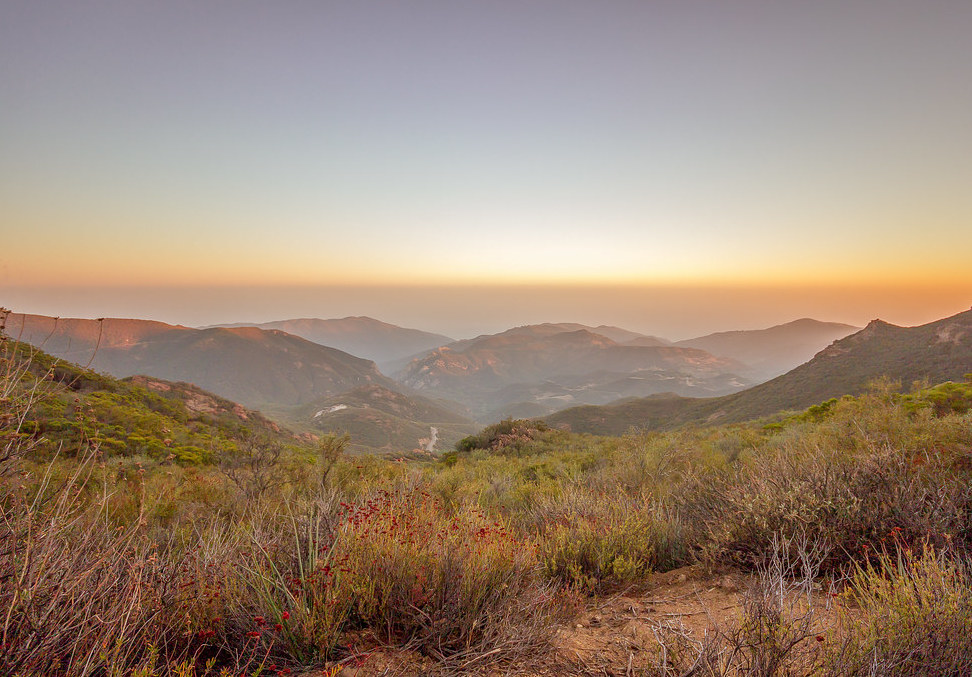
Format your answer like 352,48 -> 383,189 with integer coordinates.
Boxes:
4,313 -> 394,409
5,312 -> 477,453
5,307 -> 912,451
207,316 -> 452,370
674,318 -> 858,380
545,308 -> 972,435
396,323 -> 751,419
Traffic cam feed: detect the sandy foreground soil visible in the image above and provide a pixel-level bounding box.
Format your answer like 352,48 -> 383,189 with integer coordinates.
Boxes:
298,565 -> 843,677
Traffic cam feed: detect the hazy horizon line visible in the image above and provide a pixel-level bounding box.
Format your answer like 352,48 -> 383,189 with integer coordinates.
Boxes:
4,281 -> 970,342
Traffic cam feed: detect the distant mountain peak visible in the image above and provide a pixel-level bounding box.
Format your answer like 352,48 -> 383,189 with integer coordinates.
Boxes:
398,322 -> 748,419
204,316 -> 453,366
546,307 -> 972,436
7,311 -> 396,408
675,318 -> 860,380
864,318 -> 895,329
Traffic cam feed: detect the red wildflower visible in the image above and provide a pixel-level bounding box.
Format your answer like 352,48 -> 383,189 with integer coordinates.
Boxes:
247,631 -> 261,638
281,611 -> 290,620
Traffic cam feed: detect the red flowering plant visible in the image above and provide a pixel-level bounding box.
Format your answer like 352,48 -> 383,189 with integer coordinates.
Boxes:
325,488 -> 553,656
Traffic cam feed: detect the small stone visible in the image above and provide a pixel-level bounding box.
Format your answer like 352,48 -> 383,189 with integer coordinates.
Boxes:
576,623 -> 585,629
676,573 -> 687,583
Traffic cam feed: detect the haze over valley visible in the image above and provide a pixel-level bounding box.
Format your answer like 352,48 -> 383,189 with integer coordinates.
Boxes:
15,306 -> 962,453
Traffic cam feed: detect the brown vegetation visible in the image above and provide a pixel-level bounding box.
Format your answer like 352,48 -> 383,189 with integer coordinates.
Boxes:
4,308 -> 972,675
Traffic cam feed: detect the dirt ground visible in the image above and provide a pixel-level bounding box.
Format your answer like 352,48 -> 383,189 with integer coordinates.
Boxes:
302,565 -> 841,677
544,565 -> 754,676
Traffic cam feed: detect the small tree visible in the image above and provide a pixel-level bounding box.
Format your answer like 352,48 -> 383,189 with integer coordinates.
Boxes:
317,433 -> 349,490
218,435 -> 284,503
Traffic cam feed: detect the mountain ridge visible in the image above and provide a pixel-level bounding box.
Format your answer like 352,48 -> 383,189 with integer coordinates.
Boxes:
397,323 -> 751,419
674,318 -> 859,380
5,313 -> 397,409
545,309 -> 972,435
205,316 -> 452,368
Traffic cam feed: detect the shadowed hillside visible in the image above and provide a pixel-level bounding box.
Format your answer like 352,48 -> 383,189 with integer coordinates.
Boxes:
397,324 -> 750,419
546,308 -> 972,434
277,384 -> 477,453
675,318 -> 859,379
3,339 -> 304,464
6,313 -> 396,409
208,316 -> 453,368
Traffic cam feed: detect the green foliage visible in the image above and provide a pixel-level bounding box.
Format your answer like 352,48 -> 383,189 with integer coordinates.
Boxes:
455,417 -> 549,453
7,317 -> 972,675
5,339 -> 300,468
763,396 -> 847,431
899,374 -> 972,417
535,490 -> 686,591
676,390 -> 972,571
834,546 -> 972,675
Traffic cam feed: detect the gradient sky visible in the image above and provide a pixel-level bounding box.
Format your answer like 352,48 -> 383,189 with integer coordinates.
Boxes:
2,1 -> 971,336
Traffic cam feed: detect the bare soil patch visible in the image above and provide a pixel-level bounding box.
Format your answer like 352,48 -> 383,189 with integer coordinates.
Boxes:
300,564 -> 841,676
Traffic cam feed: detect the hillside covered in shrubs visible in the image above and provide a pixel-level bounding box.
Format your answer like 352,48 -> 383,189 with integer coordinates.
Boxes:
4,323 -> 972,675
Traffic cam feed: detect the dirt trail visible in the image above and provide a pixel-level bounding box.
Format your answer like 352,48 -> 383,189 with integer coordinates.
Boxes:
547,565 -> 749,675
303,565 -> 839,676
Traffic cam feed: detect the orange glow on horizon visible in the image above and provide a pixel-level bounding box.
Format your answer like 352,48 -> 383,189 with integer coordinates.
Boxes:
8,252 -> 971,290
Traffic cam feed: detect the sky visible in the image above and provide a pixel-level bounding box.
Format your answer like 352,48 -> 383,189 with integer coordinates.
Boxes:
2,1 -> 971,338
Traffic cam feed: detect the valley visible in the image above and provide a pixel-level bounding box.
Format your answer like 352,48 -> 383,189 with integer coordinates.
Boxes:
5,310 -> 870,453
3,304 -> 972,675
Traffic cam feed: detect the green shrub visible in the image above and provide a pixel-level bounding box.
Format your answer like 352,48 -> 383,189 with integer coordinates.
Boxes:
831,546 -> 972,675
456,418 -> 549,454
901,375 -> 972,417
533,488 -> 687,591
676,393 -> 972,570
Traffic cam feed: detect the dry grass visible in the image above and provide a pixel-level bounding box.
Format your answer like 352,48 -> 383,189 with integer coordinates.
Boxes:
0,449 -> 189,675
830,544 -> 972,675
5,316 -> 972,675
532,487 -> 688,591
